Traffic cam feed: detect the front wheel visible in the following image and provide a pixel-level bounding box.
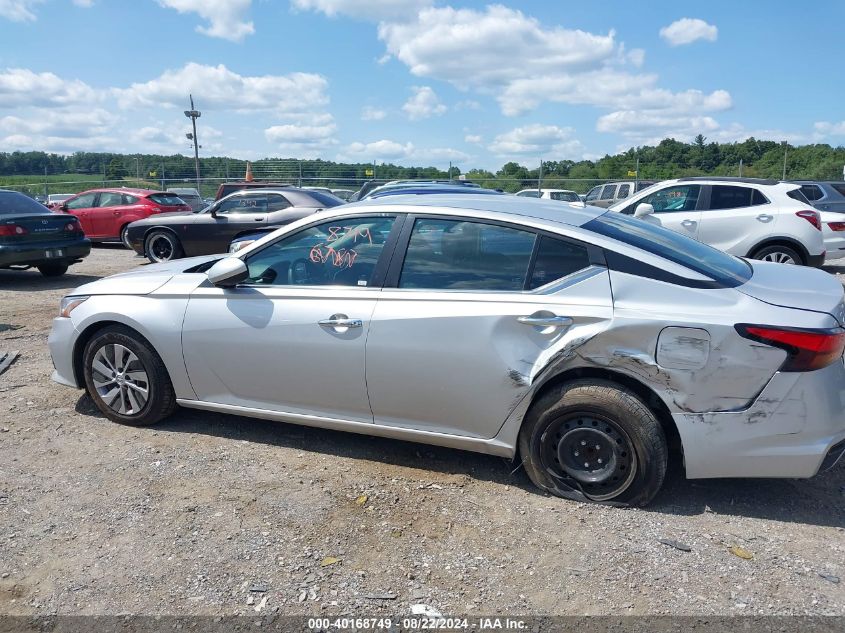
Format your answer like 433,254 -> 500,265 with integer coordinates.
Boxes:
82,325 -> 176,426
518,380 -> 667,507
120,225 -> 132,249
145,230 -> 183,263
37,263 -> 68,277
750,244 -> 803,265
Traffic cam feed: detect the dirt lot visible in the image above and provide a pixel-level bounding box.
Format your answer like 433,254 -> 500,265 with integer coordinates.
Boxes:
0,246 -> 844,617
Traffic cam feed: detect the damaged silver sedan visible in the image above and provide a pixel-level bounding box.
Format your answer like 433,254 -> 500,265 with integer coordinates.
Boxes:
48,194 -> 845,506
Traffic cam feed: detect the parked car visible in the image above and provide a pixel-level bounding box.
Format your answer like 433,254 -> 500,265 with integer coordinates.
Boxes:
50,193 -> 845,507
331,189 -> 356,202
357,180 -> 481,201
585,181 -> 655,208
214,181 -> 292,201
34,195 -> 48,205
516,188 -> 581,202
368,183 -> 502,199
47,193 -> 74,209
0,189 -> 90,277
54,188 -> 191,248
787,181 -> 845,261
610,177 -> 826,266
166,187 -> 205,213
126,188 -> 344,263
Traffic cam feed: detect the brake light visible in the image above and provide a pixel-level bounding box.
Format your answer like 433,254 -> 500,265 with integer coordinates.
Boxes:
829,222 -> 845,232
796,210 -> 821,231
64,221 -> 81,232
0,224 -> 28,236
735,324 -> 845,372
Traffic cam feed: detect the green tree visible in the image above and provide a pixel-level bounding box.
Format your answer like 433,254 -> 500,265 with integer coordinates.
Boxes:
105,158 -> 127,180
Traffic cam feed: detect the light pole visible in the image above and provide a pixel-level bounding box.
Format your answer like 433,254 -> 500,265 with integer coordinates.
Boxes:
184,94 -> 202,192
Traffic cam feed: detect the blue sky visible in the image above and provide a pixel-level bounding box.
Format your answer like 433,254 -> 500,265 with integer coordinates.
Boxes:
0,0 -> 843,170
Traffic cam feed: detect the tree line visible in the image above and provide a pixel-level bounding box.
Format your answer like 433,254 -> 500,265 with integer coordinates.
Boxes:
1,136 -> 843,194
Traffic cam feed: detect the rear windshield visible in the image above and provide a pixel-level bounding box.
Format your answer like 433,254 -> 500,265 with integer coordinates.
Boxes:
148,193 -> 186,206
584,211 -> 752,287
0,191 -> 50,215
304,191 -> 345,207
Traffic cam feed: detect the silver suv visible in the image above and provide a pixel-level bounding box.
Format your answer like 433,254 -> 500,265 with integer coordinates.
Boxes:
610,177 -> 826,266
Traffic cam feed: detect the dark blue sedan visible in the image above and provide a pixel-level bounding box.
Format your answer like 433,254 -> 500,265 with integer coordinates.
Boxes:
0,190 -> 91,277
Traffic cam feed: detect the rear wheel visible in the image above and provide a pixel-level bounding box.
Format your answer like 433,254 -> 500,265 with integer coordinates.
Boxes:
145,230 -> 183,263
750,244 -> 803,265
82,325 -> 175,426
518,379 -> 667,507
120,224 -> 132,249
37,263 -> 68,277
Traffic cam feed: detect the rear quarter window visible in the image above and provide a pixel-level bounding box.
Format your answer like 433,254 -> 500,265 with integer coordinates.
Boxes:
148,193 -> 186,206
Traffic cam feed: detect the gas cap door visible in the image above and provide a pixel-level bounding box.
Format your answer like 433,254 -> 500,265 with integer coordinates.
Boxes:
656,327 -> 711,370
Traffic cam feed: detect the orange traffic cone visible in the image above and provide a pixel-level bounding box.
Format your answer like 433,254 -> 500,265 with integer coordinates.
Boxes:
245,161 -> 254,182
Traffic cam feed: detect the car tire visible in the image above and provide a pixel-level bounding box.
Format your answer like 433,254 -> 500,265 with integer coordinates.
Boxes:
82,325 -> 176,426
750,244 -> 804,265
37,263 -> 69,277
145,230 -> 183,263
120,225 -> 132,250
518,379 -> 667,507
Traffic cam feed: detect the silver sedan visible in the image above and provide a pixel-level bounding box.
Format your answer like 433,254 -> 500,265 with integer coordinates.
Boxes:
48,194 -> 845,506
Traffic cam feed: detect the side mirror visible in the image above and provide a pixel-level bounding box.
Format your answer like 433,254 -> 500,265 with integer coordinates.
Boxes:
634,203 -> 655,218
207,257 -> 248,288
209,208 -> 218,218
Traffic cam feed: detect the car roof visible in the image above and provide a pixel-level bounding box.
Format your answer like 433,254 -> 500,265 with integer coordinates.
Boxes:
344,193 -> 605,227
81,188 -> 164,196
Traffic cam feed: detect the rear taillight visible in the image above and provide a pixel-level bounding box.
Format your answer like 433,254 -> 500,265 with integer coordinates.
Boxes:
735,324 -> 845,372
829,222 -> 845,232
64,221 -> 80,232
796,210 -> 822,231
0,224 -> 28,237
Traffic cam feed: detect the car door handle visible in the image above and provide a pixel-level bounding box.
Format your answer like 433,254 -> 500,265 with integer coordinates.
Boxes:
757,214 -> 773,222
681,219 -> 697,228
319,316 -> 363,329
517,315 -> 573,327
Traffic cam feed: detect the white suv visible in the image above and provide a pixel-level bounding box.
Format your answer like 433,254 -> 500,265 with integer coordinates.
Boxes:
609,177 -> 825,266
515,188 -> 581,202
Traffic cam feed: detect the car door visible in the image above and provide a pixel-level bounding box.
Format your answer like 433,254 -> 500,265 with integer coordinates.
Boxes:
90,191 -> 124,238
621,183 -> 703,240
365,216 -> 613,439
62,192 -> 99,237
696,185 -> 772,255
592,184 -> 618,208
181,214 -> 401,422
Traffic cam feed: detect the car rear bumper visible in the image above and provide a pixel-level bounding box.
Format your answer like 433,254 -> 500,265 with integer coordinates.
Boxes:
807,252 -> 826,267
0,239 -> 91,268
48,316 -> 82,388
675,359 -> 845,479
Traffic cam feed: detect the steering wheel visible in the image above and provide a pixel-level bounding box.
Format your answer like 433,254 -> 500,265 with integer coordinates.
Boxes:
287,258 -> 312,285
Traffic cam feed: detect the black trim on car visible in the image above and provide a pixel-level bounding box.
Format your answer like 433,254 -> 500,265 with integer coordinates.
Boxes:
603,251 -> 733,289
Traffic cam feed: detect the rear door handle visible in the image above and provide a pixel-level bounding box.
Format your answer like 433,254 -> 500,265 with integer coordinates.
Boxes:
517,315 -> 573,327
681,219 -> 696,228
757,214 -> 773,222
319,315 -> 363,330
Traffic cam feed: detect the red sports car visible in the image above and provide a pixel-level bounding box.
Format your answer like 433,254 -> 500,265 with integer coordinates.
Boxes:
54,188 -> 191,247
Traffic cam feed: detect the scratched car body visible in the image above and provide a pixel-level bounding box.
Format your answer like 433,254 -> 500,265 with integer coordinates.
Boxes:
48,194 -> 845,506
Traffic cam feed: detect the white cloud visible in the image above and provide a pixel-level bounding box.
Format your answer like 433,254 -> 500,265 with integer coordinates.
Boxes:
157,0 -> 254,41
361,105 -> 387,121
115,63 -> 329,115
464,134 -> 482,144
0,68 -> 100,106
341,139 -> 415,162
401,86 -> 446,120
73,0 -> 94,6
0,0 -> 42,21
659,18 -> 718,47
265,117 -> 339,156
596,110 -> 720,143
414,147 -> 470,163
815,121 -> 845,136
0,108 -> 117,137
291,0 -> 431,22
488,124 -> 584,158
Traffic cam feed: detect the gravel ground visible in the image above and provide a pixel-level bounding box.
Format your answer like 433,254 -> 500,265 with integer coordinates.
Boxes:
0,246 -> 844,617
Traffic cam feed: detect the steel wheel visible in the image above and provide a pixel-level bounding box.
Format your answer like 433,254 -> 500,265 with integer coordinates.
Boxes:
148,234 -> 174,262
90,343 -> 150,415
760,251 -> 795,265
541,413 -> 638,502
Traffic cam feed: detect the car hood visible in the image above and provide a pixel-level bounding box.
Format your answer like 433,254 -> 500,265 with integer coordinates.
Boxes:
739,260 -> 845,326
71,254 -> 222,296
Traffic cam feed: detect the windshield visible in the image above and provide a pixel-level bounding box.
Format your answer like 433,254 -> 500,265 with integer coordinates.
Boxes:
0,191 -> 51,215
584,211 -> 752,287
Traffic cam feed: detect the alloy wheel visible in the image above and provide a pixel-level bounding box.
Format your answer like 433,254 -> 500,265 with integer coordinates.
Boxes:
148,235 -> 174,262
760,251 -> 796,264
90,343 -> 150,415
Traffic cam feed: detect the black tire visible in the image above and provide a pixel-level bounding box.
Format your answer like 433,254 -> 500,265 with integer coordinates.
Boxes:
750,244 -> 803,266
145,230 -> 183,263
82,325 -> 176,426
120,224 -> 132,249
37,263 -> 68,277
518,379 -> 667,507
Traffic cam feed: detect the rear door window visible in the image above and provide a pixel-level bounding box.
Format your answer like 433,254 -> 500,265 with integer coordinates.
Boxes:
148,193 -> 186,206
616,184 -> 631,199
399,218 -> 535,291
97,192 -> 124,207
266,194 -> 292,211
599,185 -> 617,200
529,236 -> 592,289
65,193 -> 97,210
707,185 -> 756,210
